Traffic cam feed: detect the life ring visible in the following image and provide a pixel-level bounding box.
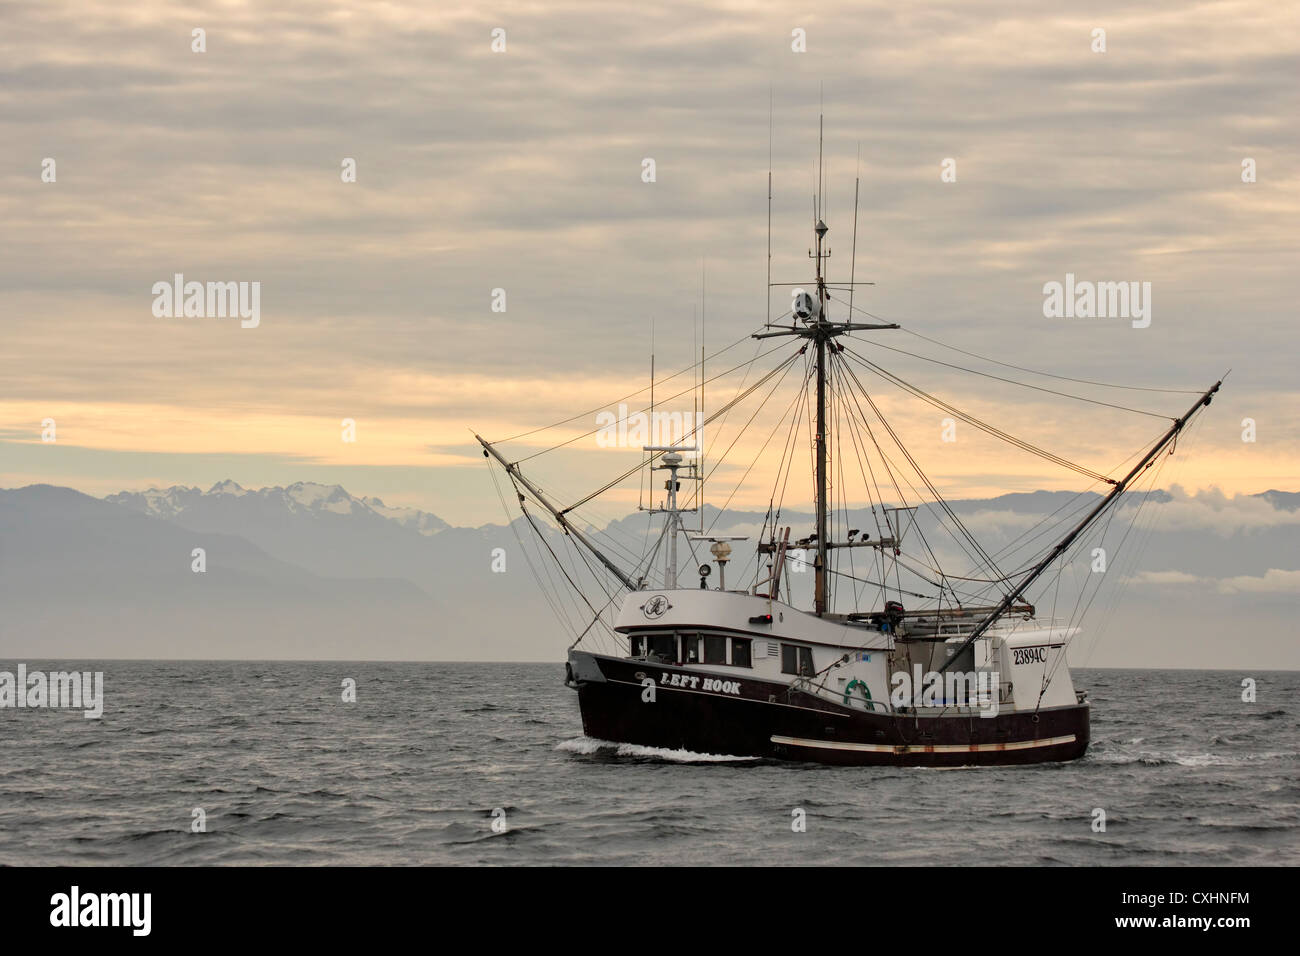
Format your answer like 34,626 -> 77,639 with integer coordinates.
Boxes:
843,678 -> 873,707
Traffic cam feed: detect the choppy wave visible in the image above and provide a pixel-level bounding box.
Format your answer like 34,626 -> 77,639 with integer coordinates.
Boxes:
0,662 -> 1296,865
556,737 -> 760,763
1091,749 -> 1300,767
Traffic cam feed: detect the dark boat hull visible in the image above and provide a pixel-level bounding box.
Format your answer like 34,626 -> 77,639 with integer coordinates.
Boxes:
569,650 -> 1089,767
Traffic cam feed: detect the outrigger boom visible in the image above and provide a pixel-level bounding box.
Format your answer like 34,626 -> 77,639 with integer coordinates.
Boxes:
477,433 -> 638,591
937,378 -> 1222,672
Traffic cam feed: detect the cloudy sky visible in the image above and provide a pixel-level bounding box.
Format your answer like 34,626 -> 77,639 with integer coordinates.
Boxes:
2,0 -> 1296,526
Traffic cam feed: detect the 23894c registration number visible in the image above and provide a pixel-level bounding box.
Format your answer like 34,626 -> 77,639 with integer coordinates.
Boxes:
1012,647 -> 1049,665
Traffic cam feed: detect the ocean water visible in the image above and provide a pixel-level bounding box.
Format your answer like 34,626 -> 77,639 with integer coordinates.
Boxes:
0,662 -> 1296,866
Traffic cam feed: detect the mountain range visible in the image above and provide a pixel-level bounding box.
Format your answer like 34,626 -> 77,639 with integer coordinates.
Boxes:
1,480 -> 1297,667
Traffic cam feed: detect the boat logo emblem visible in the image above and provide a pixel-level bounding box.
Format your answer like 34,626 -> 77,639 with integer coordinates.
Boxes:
641,595 -> 671,619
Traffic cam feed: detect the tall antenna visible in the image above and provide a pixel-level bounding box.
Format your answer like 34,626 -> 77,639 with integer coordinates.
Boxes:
766,87 -> 773,327
817,111 -> 823,223
700,259 -> 706,531
647,317 -> 655,509
849,141 -> 860,320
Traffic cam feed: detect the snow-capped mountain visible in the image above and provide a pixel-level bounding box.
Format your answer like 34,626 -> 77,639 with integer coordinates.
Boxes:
359,496 -> 450,535
2,479 -> 1297,665
107,480 -> 449,533
0,484 -> 448,660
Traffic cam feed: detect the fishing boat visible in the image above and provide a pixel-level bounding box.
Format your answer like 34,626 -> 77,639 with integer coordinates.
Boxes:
476,125 -> 1221,767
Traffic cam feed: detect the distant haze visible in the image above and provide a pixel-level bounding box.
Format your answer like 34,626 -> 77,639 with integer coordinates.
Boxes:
1,481 -> 1296,669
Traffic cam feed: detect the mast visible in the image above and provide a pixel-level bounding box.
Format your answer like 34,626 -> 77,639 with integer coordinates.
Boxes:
645,444 -> 698,589
754,112 -> 897,615
815,329 -> 828,614
935,379 -> 1223,672
662,451 -> 682,588
813,218 -> 830,614
811,112 -> 834,615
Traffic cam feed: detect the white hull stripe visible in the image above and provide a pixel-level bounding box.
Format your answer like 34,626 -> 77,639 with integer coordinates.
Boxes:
770,733 -> 1077,755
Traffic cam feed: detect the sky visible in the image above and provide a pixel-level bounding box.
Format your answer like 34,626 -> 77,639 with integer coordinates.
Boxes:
2,0 -> 1297,526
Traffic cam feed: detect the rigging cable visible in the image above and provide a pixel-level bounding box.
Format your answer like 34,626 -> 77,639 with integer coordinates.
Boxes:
487,458 -> 584,638
494,328 -> 763,444
825,295 -> 1204,397
508,340 -> 795,462
841,345 -> 1121,484
559,348 -> 804,514
835,350 -> 1011,589
899,326 -> 1206,395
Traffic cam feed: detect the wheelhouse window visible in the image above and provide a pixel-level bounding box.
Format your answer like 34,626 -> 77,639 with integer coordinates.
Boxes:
629,635 -> 644,657
647,634 -> 676,661
781,644 -> 815,676
703,635 -> 727,665
680,633 -> 701,664
731,637 -> 752,669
